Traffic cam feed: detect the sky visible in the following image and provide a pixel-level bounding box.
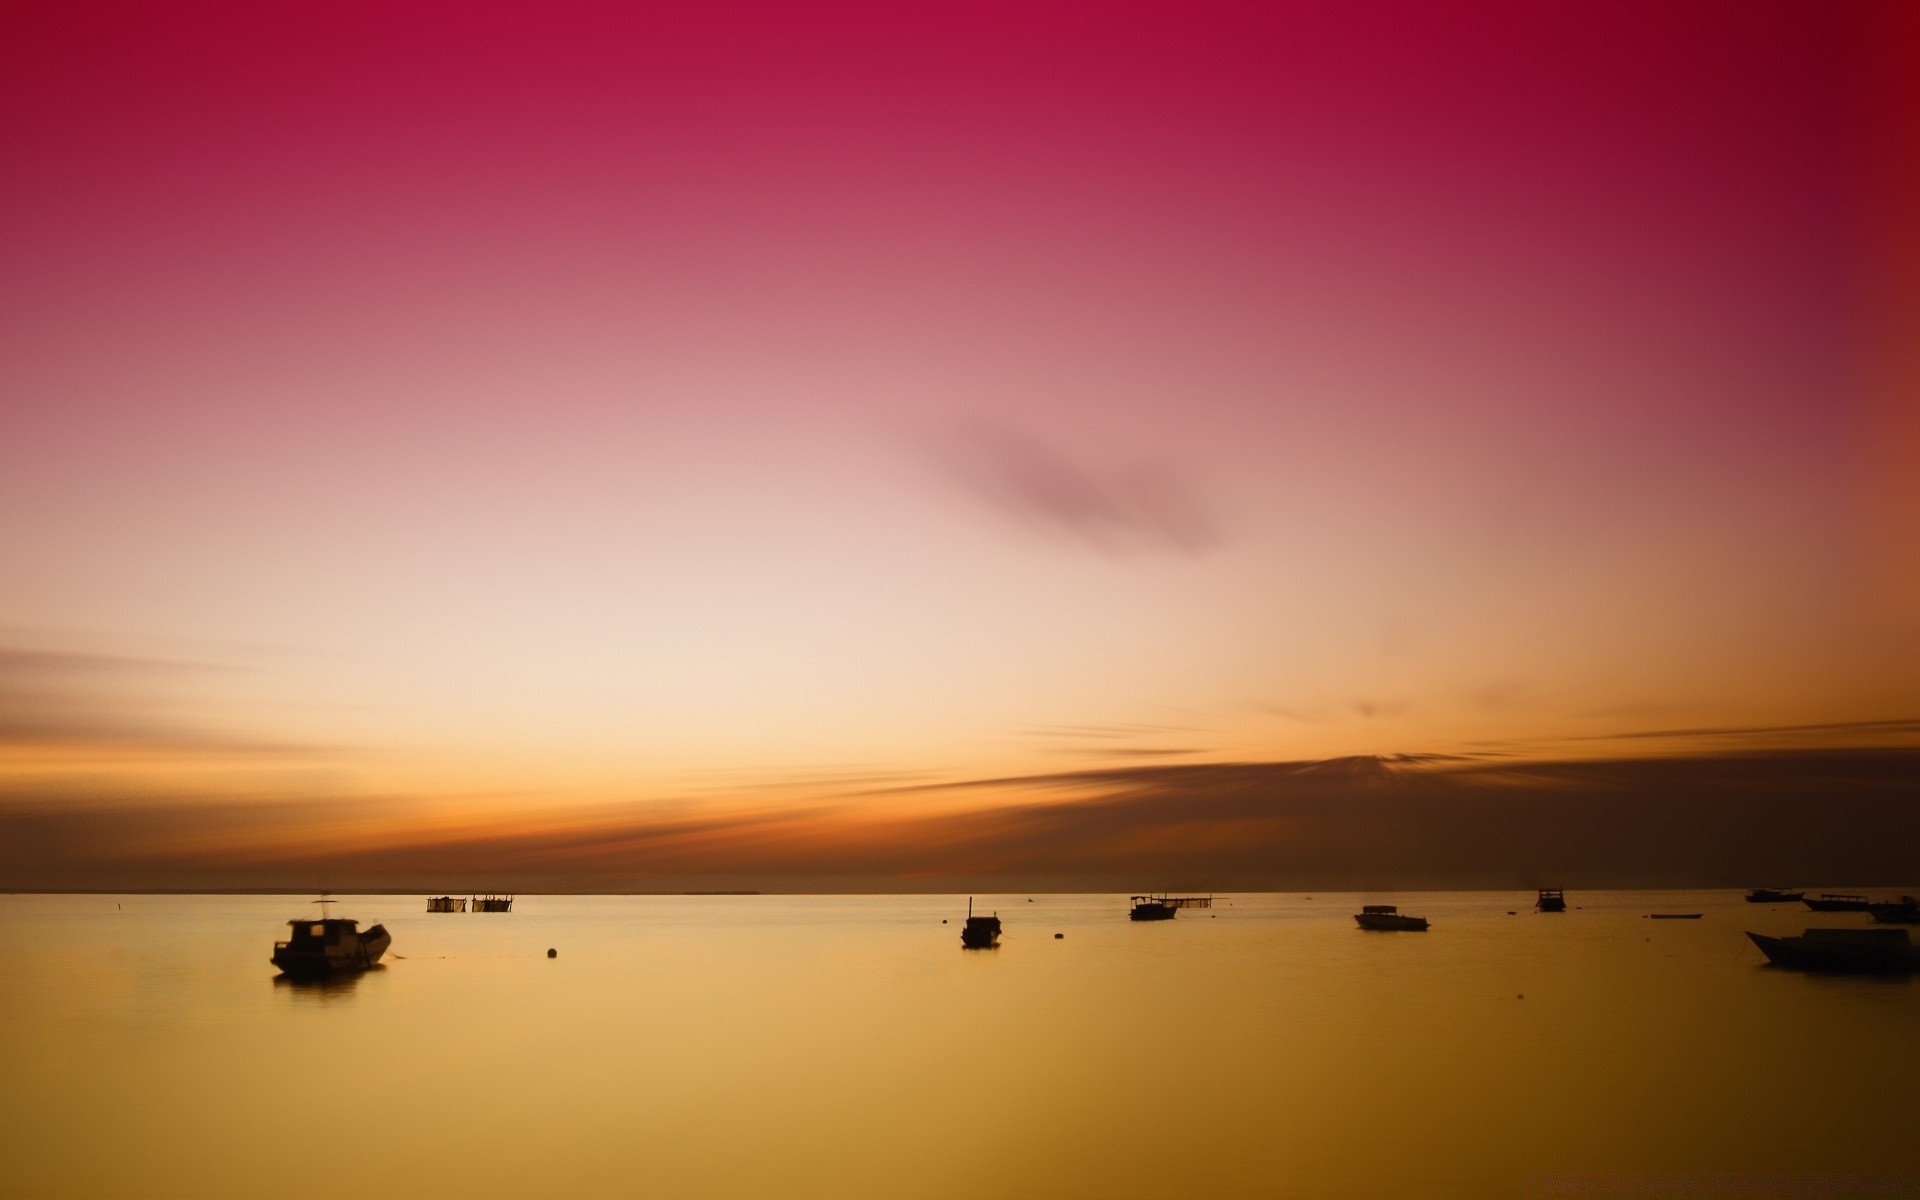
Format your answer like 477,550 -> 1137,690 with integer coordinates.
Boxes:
3,0 -> 1916,890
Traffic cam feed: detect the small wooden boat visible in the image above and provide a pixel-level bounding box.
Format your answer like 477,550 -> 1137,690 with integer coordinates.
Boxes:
1129,895 -> 1178,921
960,897 -> 1001,949
426,895 -> 467,913
1745,888 -> 1804,903
1801,893 -> 1870,912
1354,904 -> 1428,932
1867,896 -> 1920,925
1647,913 -> 1703,920
271,900 -> 390,977
1746,927 -> 1920,973
1535,888 -> 1566,913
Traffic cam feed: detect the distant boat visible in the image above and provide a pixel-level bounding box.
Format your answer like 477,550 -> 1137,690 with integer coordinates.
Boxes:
960,897 -> 1001,949
1130,895 -> 1178,921
426,895 -> 467,913
1535,888 -> 1566,913
271,899 -> 390,977
1647,913 -> 1703,920
1867,896 -> 1920,925
472,894 -> 515,913
1745,888 -> 1804,903
1801,893 -> 1870,912
1354,904 -> 1428,932
1746,927 -> 1920,973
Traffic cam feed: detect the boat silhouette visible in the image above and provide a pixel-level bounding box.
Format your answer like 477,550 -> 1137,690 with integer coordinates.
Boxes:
1354,904 -> 1429,931
1747,927 -> 1920,973
271,898 -> 390,978
960,897 -> 1001,949
1866,896 -> 1920,925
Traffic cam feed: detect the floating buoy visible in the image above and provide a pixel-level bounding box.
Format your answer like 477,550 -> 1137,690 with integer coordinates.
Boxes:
1517,994 -> 1525,1000
547,948 -> 557,958
942,919 -> 948,924
1054,933 -> 1063,939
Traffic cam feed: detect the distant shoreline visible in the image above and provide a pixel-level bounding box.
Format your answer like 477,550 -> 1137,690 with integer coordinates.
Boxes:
6,884 -> 1915,897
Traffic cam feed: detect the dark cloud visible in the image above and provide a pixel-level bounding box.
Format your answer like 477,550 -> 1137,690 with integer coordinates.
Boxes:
7,743 -> 1917,892
933,419 -> 1219,555
1568,717 -> 1920,745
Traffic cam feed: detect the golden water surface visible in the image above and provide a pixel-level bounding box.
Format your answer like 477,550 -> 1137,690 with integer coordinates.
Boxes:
0,892 -> 1914,1198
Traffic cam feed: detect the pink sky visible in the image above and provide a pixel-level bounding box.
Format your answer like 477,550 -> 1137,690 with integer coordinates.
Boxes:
2,1 -> 1915,885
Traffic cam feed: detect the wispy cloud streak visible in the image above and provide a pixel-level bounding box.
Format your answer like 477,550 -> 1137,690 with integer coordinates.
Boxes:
932,419 -> 1219,556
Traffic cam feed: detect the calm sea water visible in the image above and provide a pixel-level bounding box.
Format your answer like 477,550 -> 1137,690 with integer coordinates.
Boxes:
0,891 -> 1914,1199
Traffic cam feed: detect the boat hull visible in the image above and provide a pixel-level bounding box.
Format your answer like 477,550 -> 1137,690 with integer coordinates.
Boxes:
1745,890 -> 1803,903
1802,896 -> 1870,912
1129,904 -> 1176,921
1747,930 -> 1919,973
1354,913 -> 1428,931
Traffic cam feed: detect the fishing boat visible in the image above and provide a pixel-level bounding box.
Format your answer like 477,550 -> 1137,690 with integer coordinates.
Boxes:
270,899 -> 391,977
473,894 -> 515,913
1746,927 -> 1920,973
426,895 -> 467,913
1354,904 -> 1428,932
1867,896 -> 1920,925
1801,893 -> 1871,913
1535,888 -> 1566,913
1647,913 -> 1703,920
1129,895 -> 1178,921
960,898 -> 1001,949
1745,888 -> 1804,903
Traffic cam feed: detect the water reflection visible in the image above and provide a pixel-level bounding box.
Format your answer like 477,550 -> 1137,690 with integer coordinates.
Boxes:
272,964 -> 385,1003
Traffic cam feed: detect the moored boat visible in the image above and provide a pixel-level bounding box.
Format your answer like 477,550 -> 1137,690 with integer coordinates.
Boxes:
1867,896 -> 1920,925
1801,893 -> 1870,913
1535,888 -> 1566,913
1745,888 -> 1804,903
1746,927 -> 1920,973
270,901 -> 390,977
426,895 -> 467,913
1129,895 -> 1178,921
1354,904 -> 1428,932
1647,913 -> 1703,920
473,894 -> 515,913
960,897 -> 1001,948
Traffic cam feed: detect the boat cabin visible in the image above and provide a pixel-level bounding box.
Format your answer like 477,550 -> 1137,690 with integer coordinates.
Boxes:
1362,905 -> 1399,915
276,918 -> 361,951
1535,888 -> 1566,912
